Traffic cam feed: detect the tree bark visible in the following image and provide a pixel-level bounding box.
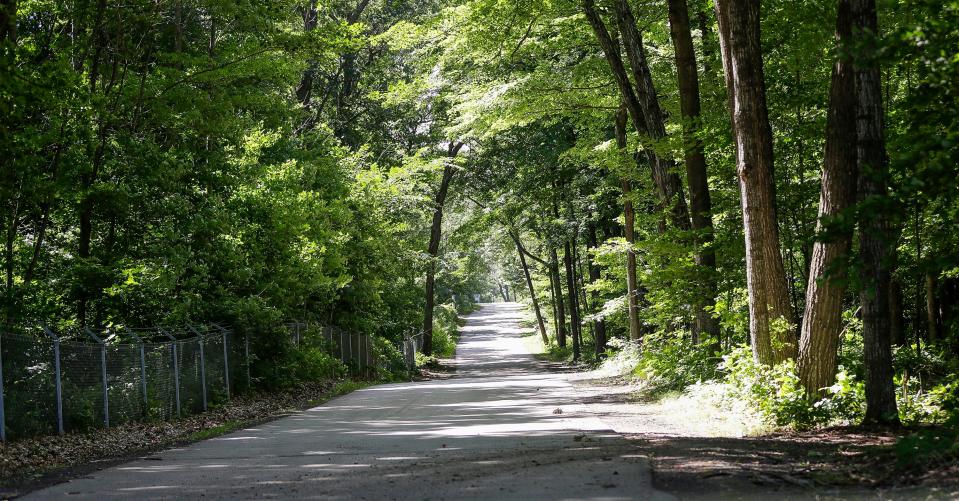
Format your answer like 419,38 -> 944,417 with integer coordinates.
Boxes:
667,0 -> 719,342
613,0 -> 692,232
295,1 -> 319,105
587,222 -> 607,355
564,239 -> 582,361
616,106 -> 643,343
925,273 -> 940,343
77,0 -> 109,327
421,142 -> 463,357
582,0 -> 691,232
715,0 -> 796,364
550,247 -> 567,348
511,230 -> 550,345
0,0 -> 15,45
797,0 -> 858,397
889,277 -> 905,346
851,0 -> 899,425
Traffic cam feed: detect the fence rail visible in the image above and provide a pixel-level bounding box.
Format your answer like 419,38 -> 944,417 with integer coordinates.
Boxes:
0,321 -> 404,442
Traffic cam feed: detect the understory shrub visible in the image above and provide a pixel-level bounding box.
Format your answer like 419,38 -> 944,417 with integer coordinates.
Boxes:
630,333 -> 719,395
431,302 -> 461,358
722,345 -> 864,430
897,378 -> 959,467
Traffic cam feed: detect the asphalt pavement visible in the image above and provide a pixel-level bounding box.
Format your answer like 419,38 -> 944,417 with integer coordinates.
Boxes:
28,302 -> 668,500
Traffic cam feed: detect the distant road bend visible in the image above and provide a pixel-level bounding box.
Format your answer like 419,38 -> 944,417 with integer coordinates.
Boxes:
30,302 -> 670,500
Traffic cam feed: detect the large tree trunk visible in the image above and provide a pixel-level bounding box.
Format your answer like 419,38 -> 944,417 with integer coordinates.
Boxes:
582,0 -> 691,232
511,231 -> 550,345
667,0 -> 719,343
587,222 -> 607,355
715,0 -> 796,365
550,247 -> 568,348
421,142 -> 463,356
851,0 -> 898,425
616,106 -> 643,343
797,0 -> 858,397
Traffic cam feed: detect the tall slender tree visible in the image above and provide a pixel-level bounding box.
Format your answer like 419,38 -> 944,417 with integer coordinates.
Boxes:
615,105 -> 643,342
797,0 -> 858,396
422,141 -> 464,356
666,0 -> 719,343
714,0 -> 796,364
851,0 -> 899,425
511,229 -> 550,345
582,0 -> 692,232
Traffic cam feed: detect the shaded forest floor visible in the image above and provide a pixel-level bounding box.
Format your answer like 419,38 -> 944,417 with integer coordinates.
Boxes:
568,374 -> 959,500
0,379 -> 370,498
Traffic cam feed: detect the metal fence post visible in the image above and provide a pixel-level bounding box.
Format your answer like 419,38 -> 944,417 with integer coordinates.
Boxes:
84,328 -> 109,428
43,326 -> 64,435
214,324 -> 230,399
348,332 -> 353,378
126,329 -> 148,417
162,329 -> 181,417
0,333 -> 5,442
188,325 -> 207,411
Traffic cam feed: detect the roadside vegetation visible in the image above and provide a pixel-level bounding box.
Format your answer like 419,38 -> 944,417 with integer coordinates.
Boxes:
1,0 -> 958,492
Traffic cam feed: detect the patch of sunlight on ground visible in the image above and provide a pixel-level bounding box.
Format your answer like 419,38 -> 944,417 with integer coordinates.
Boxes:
644,382 -> 770,437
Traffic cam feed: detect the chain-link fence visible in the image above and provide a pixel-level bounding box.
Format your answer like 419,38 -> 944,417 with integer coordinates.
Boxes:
0,321 -> 411,442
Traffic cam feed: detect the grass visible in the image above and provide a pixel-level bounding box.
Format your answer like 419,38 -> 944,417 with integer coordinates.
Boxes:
185,420 -> 246,442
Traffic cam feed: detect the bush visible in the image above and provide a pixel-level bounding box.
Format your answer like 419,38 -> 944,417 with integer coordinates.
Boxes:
431,302 -> 461,358
722,345 -> 864,430
631,332 -> 719,395
373,336 -> 409,380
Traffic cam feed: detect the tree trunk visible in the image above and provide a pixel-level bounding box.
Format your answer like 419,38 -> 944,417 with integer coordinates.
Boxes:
512,231 -> 550,346
614,0 -> 692,232
295,1 -> 319,105
564,240 -> 582,361
925,273 -> 940,343
0,0 -> 15,45
715,0 -> 796,364
616,106 -> 643,343
667,0 -> 719,343
851,0 -> 899,425
582,0 -> 691,232
797,0 -> 858,397
550,247 -> 567,348
421,142 -> 463,357
548,260 -> 560,340
889,277 -> 906,346
587,223 -> 607,355
4,188 -> 18,326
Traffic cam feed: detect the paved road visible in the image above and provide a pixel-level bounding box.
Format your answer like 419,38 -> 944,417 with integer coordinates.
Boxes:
30,303 -> 667,500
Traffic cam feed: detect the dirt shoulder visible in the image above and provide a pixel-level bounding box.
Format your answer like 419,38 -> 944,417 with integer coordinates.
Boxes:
566,374 -> 959,500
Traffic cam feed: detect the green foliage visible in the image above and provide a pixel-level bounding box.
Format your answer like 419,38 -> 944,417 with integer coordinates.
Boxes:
722,346 -> 864,430
896,421 -> 959,468
430,303 -> 462,358
631,334 -> 719,396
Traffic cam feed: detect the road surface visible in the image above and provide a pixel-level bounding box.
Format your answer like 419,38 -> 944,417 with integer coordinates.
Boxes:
29,302 -> 668,500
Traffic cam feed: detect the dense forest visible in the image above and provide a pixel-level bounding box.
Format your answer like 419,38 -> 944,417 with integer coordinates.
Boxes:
1,0 -> 958,437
